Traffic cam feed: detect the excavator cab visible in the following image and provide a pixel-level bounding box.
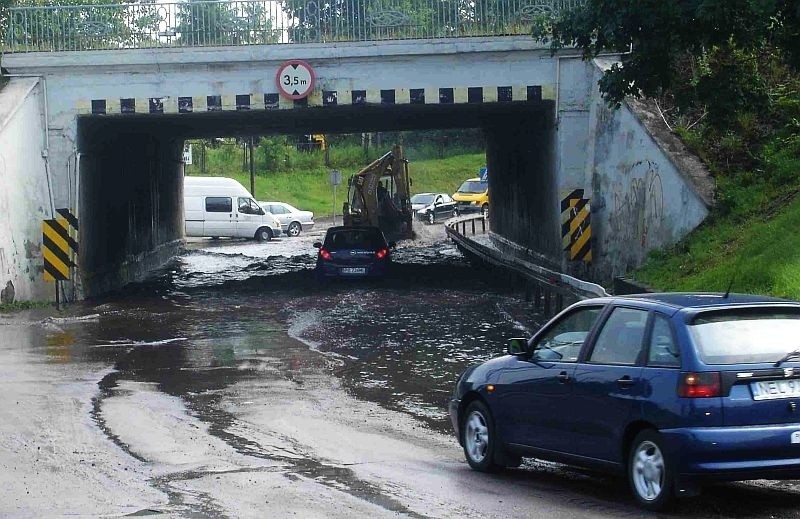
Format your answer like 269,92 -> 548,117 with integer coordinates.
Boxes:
342,145 -> 413,241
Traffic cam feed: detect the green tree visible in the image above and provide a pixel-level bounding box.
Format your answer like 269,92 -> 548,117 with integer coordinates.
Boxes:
280,0 -> 557,42
175,0 -> 277,46
4,0 -> 163,51
535,0 -> 799,129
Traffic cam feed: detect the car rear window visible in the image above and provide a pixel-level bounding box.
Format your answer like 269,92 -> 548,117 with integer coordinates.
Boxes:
325,229 -> 385,251
411,194 -> 435,205
688,307 -> 800,364
457,181 -> 487,194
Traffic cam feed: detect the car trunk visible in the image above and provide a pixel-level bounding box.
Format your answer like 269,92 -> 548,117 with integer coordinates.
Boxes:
720,363 -> 800,426
329,249 -> 377,266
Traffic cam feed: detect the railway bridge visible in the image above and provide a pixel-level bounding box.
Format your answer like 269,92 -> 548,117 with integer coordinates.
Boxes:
0,0 -> 713,298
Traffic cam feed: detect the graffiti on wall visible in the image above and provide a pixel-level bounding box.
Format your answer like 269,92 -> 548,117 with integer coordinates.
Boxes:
609,160 -> 665,249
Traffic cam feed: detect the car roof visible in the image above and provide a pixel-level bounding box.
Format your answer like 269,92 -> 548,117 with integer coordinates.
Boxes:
589,292 -> 795,311
325,225 -> 382,233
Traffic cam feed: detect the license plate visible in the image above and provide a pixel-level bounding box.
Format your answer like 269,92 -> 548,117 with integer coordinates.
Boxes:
340,267 -> 366,274
792,431 -> 800,444
751,379 -> 800,400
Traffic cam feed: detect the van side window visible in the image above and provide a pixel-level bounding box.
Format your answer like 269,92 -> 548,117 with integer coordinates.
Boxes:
206,197 -> 232,213
238,198 -> 263,215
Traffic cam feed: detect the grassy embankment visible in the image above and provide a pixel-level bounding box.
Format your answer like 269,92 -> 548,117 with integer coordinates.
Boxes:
184,142 -> 485,216
633,80 -> 800,298
0,301 -> 52,313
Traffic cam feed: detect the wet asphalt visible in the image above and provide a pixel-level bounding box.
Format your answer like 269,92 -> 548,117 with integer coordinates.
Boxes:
2,221 -> 800,518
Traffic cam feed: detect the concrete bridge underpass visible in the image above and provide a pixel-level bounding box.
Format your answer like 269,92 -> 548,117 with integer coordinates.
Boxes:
0,30 -> 714,300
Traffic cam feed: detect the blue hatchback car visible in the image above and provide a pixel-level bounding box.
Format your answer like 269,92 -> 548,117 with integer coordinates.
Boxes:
313,226 -> 394,279
449,293 -> 800,511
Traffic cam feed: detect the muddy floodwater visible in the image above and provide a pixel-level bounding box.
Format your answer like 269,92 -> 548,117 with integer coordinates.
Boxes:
3,224 -> 800,518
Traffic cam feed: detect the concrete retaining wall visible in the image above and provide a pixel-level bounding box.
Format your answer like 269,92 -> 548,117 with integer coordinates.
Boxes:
0,78 -> 54,302
588,59 -> 710,283
486,56 -> 712,286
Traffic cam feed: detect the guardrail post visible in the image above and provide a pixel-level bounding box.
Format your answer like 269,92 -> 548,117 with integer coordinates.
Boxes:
533,285 -> 541,311
471,219 -> 476,235
556,293 -> 564,313
481,217 -> 486,233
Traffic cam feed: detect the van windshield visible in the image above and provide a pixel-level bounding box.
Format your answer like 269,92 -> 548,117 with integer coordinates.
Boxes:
457,181 -> 487,194
689,308 -> 800,364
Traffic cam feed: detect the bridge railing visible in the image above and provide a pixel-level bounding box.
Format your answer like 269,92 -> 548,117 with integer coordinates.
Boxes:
3,0 -> 583,53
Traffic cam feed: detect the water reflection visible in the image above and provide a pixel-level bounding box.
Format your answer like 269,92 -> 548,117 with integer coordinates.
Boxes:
22,242 -> 544,432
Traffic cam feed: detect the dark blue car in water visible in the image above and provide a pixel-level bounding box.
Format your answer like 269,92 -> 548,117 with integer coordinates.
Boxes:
314,226 -> 394,279
450,293 -> 800,511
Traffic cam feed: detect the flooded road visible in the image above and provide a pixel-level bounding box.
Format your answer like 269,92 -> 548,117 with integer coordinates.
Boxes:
2,222 -> 800,517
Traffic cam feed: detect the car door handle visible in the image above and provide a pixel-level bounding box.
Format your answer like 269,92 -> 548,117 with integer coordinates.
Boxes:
557,371 -> 570,383
616,376 -> 635,388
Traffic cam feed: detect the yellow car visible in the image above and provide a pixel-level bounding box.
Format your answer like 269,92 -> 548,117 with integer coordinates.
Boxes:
452,177 -> 489,216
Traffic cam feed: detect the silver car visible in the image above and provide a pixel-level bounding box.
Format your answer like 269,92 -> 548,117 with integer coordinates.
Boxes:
258,201 -> 315,237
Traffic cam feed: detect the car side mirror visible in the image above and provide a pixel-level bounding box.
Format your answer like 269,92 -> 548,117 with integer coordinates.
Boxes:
507,337 -> 528,356
313,241 -> 322,249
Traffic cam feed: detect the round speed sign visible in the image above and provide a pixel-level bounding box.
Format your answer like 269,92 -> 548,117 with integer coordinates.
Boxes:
276,60 -> 315,100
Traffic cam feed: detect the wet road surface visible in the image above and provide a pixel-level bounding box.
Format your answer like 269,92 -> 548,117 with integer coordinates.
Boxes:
2,222 -> 800,517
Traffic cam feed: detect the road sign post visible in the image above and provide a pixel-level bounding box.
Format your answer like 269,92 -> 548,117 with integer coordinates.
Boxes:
329,169 -> 342,225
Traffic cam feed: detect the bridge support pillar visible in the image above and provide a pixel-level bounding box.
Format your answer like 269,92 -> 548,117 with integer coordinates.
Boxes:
77,124 -> 184,297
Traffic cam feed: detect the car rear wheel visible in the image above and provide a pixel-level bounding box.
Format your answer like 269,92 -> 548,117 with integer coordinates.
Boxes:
461,400 -> 502,472
427,211 -> 435,225
481,204 -> 489,218
255,227 -> 273,242
628,430 -> 676,511
288,221 -> 302,237
452,208 -> 459,218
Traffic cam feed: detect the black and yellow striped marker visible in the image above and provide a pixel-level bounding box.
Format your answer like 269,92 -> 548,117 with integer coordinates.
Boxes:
561,189 -> 592,262
42,208 -> 79,281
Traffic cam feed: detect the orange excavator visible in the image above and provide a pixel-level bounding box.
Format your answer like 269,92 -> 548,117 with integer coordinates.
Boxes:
342,145 -> 413,241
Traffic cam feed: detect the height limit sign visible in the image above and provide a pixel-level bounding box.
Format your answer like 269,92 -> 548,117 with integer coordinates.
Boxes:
276,60 -> 315,100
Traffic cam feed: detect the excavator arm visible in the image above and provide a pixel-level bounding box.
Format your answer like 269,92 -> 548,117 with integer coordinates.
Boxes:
343,145 -> 413,240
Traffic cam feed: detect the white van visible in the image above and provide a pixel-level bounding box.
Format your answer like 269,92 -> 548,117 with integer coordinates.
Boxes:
184,176 -> 282,241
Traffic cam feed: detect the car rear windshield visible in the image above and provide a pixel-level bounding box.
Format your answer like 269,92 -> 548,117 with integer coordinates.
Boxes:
457,181 -> 487,194
689,307 -> 800,364
325,229 -> 385,251
411,194 -> 435,205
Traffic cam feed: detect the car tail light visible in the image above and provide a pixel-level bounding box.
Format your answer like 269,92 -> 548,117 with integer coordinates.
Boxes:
375,248 -> 389,259
678,372 -> 721,398
319,249 -> 332,261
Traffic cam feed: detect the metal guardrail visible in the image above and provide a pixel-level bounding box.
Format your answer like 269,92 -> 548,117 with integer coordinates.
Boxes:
3,0 -> 584,53
445,213 -> 609,312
